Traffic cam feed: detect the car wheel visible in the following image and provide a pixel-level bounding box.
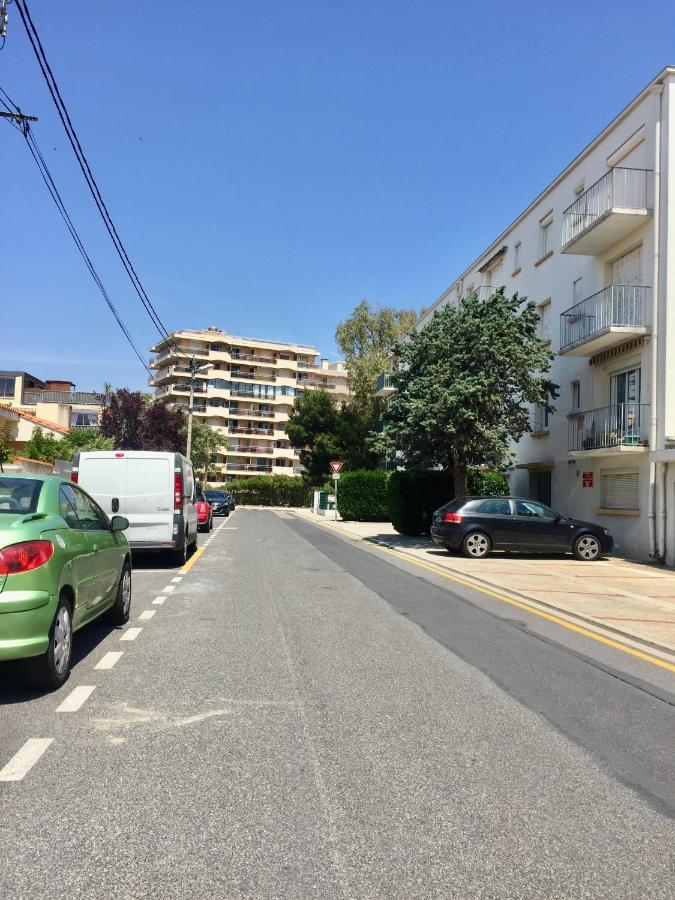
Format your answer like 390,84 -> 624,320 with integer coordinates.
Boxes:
107,562 -> 132,625
461,531 -> 491,559
573,534 -> 601,561
171,538 -> 188,566
24,595 -> 73,690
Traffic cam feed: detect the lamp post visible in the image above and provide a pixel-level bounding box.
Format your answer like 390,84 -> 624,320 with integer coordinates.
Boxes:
186,356 -> 212,460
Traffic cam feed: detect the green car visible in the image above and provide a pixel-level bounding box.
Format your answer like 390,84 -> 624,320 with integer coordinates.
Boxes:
0,473 -> 132,690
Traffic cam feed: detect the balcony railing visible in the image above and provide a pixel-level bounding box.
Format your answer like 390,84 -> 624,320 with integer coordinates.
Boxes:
228,427 -> 274,435
561,168 -> 651,251
231,352 -> 276,364
298,379 -> 335,389
172,383 -> 206,394
230,371 -> 277,382
225,463 -> 273,472
560,285 -> 650,353
297,360 -> 320,370
230,445 -> 274,455
375,373 -> 396,396
568,403 -> 649,453
228,407 -> 275,419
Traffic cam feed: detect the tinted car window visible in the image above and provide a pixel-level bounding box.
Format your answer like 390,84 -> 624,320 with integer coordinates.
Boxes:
0,477 -> 42,514
59,486 -> 81,529
515,500 -> 556,519
204,491 -> 226,501
476,499 -> 511,515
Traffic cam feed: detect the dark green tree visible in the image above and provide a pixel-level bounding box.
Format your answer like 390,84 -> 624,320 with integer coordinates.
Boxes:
377,289 -> 556,497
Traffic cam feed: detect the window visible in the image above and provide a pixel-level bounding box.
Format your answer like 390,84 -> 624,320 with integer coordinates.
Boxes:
476,499 -> 512,516
538,300 -> 552,343
540,217 -> 553,257
571,381 -> 581,411
71,410 -> 98,429
0,376 -> 16,398
59,486 -> 80,529
0,477 -> 42,514
513,241 -> 521,271
573,277 -> 583,305
603,471 -> 639,510
515,500 -> 556,519
64,485 -> 108,530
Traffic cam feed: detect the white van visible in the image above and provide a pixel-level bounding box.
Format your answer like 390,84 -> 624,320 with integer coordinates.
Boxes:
71,450 -> 199,564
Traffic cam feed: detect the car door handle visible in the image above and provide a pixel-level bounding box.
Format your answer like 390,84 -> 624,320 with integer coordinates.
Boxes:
112,497 -> 119,513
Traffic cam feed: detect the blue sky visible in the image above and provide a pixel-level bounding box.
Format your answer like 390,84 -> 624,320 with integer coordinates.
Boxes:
1,0 -> 672,391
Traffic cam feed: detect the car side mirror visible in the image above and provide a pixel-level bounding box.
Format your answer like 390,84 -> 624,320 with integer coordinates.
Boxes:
554,513 -> 562,522
110,515 -> 129,532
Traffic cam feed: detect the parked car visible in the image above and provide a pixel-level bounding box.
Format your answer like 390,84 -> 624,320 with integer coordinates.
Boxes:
71,451 -> 198,564
203,489 -> 231,517
196,492 -> 213,532
431,496 -> 614,561
0,473 -> 131,690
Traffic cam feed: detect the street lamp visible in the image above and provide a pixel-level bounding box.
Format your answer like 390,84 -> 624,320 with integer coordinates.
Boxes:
186,356 -> 213,460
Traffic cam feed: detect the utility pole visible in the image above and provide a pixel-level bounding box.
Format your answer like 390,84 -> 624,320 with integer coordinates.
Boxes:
185,355 -> 212,460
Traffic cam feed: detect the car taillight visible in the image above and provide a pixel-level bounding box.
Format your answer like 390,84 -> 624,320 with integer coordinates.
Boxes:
0,540 -> 54,575
443,512 -> 463,524
174,473 -> 183,510
70,471 -> 79,484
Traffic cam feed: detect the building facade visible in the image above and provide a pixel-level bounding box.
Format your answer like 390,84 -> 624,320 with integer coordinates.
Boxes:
413,66 -> 675,563
0,371 -> 102,432
149,328 -> 349,479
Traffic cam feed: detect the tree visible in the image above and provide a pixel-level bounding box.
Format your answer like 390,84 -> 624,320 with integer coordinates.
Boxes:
23,426 -> 114,464
100,389 -> 186,452
286,390 -> 381,484
0,419 -> 14,471
377,289 -> 557,497
286,390 -> 340,485
335,300 -> 418,414
189,420 -> 227,479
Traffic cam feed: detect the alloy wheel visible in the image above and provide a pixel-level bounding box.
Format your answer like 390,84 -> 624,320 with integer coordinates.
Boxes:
53,606 -> 72,675
121,568 -> 132,616
576,535 -> 600,561
465,532 -> 489,558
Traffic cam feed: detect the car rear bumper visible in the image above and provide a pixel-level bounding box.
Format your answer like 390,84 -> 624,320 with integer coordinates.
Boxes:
430,525 -> 463,549
0,591 -> 55,661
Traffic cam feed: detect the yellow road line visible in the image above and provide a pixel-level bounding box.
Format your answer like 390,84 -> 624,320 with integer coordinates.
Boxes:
180,545 -> 205,575
297,514 -> 675,674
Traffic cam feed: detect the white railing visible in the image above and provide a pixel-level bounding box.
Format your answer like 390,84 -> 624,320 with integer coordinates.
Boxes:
560,285 -> 650,351
562,168 -> 651,247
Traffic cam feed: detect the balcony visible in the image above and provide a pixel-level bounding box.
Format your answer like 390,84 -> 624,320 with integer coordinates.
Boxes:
230,445 -> 274,455
231,352 -> 276,365
375,373 -> 396,398
228,426 -> 274,436
298,379 -> 335,389
225,463 -> 273,473
561,168 -> 652,255
560,285 -> 650,355
230,371 -> 277,382
228,407 -> 275,419
297,360 -> 320,370
568,403 -> 649,456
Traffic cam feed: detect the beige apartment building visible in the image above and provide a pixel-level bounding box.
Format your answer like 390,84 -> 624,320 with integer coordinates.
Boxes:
149,328 -> 349,479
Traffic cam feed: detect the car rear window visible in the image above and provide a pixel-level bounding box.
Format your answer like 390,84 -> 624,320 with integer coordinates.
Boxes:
0,477 -> 42,514
205,491 -> 226,500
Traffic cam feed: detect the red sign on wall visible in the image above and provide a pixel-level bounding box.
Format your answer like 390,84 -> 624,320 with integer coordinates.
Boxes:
582,471 -> 593,487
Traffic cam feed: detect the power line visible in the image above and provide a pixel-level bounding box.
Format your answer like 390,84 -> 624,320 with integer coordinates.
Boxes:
14,0 -> 187,362
1,98 -> 151,373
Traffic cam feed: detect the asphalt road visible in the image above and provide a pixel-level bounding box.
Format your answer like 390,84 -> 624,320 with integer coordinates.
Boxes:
1,508 -> 674,899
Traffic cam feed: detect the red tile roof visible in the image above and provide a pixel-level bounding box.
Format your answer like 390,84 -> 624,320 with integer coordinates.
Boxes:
0,403 -> 70,435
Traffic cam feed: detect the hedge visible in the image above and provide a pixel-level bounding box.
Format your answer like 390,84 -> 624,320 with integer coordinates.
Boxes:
388,469 -> 451,535
336,470 -> 389,521
388,468 -> 509,535
216,475 -> 313,507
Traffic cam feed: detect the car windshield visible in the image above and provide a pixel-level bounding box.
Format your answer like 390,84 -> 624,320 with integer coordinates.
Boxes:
0,477 -> 43,514
204,491 -> 226,500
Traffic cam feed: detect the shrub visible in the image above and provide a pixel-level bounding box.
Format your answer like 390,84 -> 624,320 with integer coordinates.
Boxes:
468,469 -> 509,496
217,475 -> 313,507
388,469 -> 452,535
336,470 -> 389,521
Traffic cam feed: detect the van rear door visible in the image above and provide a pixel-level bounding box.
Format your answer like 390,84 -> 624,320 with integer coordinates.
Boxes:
125,454 -> 173,545
78,454 -> 128,516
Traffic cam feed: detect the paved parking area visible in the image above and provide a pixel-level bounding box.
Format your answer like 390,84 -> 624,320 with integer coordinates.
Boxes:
296,511 -> 675,656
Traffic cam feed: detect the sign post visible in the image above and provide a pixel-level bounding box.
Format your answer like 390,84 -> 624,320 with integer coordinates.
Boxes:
330,461 -> 343,520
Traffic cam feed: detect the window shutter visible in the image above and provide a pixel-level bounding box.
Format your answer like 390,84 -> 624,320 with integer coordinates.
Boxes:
603,472 -> 639,509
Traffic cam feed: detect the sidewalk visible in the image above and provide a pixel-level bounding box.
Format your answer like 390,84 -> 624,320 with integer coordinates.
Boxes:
293,509 -> 675,659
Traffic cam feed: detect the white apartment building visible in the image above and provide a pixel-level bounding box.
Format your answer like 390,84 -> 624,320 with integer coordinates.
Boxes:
149,328 -> 349,479
415,66 -> 675,563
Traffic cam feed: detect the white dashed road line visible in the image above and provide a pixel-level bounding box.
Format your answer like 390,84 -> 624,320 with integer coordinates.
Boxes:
152,596 -> 166,605
95,651 -> 124,670
56,685 -> 96,713
0,738 -> 53,782
138,610 -> 156,621
161,585 -> 175,594
171,576 -> 183,584
120,627 -> 143,642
